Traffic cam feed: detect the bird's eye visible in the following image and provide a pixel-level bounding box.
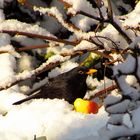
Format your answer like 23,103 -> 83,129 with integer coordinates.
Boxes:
78,70 -> 84,74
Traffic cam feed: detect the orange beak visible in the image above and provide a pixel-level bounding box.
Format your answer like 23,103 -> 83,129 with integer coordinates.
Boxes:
86,69 -> 97,75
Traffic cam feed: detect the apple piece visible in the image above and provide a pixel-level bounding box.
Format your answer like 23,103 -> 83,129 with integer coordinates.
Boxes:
74,98 -> 99,114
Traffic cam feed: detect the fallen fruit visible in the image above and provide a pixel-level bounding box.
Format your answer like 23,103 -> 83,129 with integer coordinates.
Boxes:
74,98 -> 99,114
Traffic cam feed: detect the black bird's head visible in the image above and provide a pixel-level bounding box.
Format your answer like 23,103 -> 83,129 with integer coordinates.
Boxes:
77,66 -> 97,76
65,66 -> 97,81
65,66 -> 97,89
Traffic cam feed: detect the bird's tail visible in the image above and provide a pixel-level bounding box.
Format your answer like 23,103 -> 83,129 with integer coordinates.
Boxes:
13,93 -> 40,105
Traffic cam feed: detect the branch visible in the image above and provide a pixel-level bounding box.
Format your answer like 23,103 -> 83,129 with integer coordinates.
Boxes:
89,84 -> 117,99
16,44 -> 50,52
2,30 -> 78,46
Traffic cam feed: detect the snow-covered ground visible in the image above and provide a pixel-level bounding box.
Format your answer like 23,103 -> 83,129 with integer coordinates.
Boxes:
0,99 -> 108,140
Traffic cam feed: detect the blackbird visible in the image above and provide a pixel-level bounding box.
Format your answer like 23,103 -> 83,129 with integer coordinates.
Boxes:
13,66 -> 96,105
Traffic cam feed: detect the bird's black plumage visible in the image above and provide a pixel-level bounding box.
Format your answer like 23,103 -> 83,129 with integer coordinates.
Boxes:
13,66 -> 89,105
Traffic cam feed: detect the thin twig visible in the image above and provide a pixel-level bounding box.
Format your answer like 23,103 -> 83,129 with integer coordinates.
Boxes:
16,44 -> 50,52
110,20 -> 132,44
92,35 -> 120,49
77,11 -> 109,22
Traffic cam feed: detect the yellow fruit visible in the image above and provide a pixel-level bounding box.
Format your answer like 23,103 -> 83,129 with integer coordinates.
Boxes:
74,98 -> 99,114
74,98 -> 89,113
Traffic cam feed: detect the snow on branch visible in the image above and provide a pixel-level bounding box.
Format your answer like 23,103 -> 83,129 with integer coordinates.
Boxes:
0,55 -> 69,91
2,30 -> 77,46
33,6 -> 97,40
0,19 -> 52,37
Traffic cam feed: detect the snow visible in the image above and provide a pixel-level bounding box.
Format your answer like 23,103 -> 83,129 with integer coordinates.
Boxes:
63,0 -> 106,19
99,24 -> 128,50
0,54 -> 71,89
0,19 -> 53,37
132,106 -> 140,132
0,45 -> 20,58
124,2 -> 140,28
123,113 -> 133,128
104,93 -> 122,106
115,76 -> 140,100
48,60 -> 78,78
12,35 -> 45,47
125,75 -> 139,89
46,54 -> 70,64
0,9 -> 5,21
0,33 -> 10,46
129,36 -> 140,49
18,52 -> 36,71
71,15 -> 97,31
73,40 -> 97,51
33,6 -> 96,39
108,114 -> 122,125
0,34 -> 17,88
0,49 -> 108,140
0,99 -> 108,140
0,89 -> 26,115
106,100 -> 130,114
113,55 -> 136,75
62,0 -> 97,15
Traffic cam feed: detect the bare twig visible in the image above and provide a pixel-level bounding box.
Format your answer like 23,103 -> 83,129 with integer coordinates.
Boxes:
92,35 -> 120,49
0,50 -> 13,54
2,30 -> 78,46
16,44 -> 50,52
89,84 -> 117,99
